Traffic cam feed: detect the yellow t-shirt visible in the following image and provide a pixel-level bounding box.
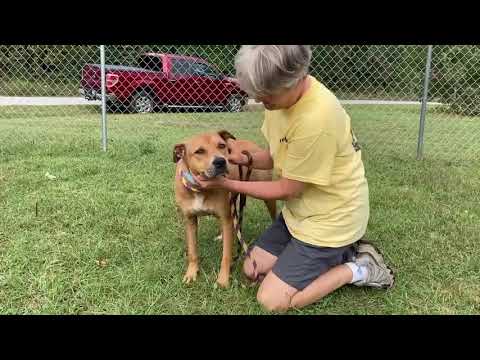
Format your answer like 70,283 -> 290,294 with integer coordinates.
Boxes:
261,76 -> 369,248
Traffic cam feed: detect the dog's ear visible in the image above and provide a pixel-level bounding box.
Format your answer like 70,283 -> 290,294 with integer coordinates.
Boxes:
218,130 -> 236,142
173,143 -> 186,163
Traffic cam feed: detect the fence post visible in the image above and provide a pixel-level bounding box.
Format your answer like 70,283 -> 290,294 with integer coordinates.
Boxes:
100,45 -> 108,152
416,45 -> 433,160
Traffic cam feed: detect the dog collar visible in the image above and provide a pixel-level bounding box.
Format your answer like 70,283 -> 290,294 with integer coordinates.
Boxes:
181,170 -> 202,193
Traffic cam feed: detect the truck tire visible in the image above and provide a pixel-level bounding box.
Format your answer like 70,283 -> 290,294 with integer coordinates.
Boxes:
225,94 -> 245,113
106,100 -> 121,113
130,90 -> 155,114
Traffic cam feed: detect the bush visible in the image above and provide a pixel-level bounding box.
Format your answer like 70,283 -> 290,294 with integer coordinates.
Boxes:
449,86 -> 480,116
430,46 -> 480,116
310,45 -> 427,100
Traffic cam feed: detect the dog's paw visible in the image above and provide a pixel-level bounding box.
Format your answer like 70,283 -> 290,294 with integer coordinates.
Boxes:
216,272 -> 230,289
183,264 -> 199,284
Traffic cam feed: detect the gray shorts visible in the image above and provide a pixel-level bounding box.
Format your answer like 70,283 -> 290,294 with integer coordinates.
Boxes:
253,213 -> 358,291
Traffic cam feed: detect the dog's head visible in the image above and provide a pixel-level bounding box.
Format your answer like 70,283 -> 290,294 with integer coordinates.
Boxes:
173,130 -> 236,178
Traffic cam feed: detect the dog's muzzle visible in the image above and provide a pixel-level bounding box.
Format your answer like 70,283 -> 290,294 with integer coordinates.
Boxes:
204,156 -> 228,178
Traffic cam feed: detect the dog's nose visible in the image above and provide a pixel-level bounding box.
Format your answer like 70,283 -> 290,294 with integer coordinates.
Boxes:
213,157 -> 227,168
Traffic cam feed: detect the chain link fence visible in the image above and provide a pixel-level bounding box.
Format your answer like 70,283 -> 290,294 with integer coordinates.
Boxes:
1,45 -> 479,161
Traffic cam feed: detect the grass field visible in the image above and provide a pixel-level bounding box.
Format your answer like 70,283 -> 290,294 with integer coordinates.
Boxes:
0,105 -> 479,314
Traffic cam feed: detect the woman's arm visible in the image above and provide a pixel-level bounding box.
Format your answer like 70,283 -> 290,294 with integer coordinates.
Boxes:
196,176 -> 305,201
229,148 -> 274,170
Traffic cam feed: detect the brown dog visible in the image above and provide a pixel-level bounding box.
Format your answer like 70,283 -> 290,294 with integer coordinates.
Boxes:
173,130 -> 276,288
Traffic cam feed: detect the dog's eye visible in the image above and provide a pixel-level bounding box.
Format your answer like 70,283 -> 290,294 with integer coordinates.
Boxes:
194,148 -> 206,155
218,143 -> 226,149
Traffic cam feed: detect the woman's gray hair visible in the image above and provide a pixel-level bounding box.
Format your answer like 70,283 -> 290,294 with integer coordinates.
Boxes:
234,45 -> 312,98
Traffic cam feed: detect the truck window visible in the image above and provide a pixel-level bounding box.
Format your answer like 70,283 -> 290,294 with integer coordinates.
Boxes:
138,56 -> 163,72
171,59 -> 195,76
192,62 -> 219,78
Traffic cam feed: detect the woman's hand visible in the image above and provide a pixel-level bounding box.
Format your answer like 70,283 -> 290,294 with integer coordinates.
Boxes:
228,150 -> 249,166
193,174 -> 228,191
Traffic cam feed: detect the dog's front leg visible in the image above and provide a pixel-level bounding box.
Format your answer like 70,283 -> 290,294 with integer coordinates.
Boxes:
183,215 -> 199,284
217,216 -> 233,288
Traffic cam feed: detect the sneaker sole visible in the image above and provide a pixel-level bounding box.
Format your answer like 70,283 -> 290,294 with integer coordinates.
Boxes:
380,265 -> 395,289
356,240 -> 385,265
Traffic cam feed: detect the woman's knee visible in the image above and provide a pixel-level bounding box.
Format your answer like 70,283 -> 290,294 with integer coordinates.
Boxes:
256,286 -> 290,313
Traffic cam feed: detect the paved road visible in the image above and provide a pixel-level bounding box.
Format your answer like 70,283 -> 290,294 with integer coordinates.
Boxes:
0,97 -> 442,107
0,96 -> 101,106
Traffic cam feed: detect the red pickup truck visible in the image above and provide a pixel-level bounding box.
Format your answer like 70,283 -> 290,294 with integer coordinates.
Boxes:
80,53 -> 249,113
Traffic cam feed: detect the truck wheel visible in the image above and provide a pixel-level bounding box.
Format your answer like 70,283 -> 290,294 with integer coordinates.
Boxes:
106,101 -> 121,113
130,90 -> 155,113
225,94 -> 245,113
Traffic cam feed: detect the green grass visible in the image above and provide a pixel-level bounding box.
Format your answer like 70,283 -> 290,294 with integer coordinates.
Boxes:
0,105 -> 479,314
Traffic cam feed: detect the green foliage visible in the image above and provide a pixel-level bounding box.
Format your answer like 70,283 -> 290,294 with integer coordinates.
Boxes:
2,45 -> 480,110
430,46 -> 480,116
